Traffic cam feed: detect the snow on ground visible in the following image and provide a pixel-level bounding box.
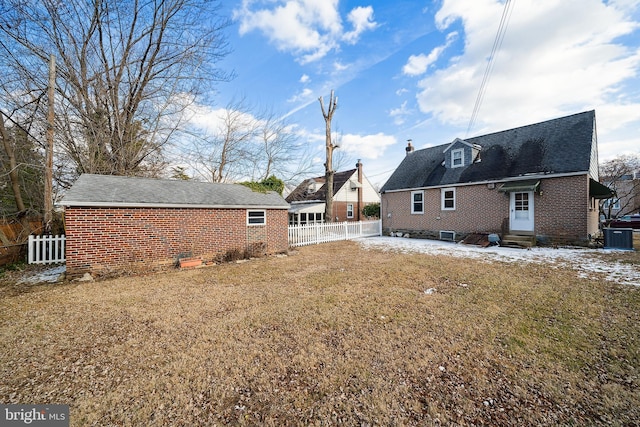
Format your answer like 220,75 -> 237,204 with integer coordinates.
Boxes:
358,236 -> 640,286
12,238 -> 640,287
17,265 -> 66,285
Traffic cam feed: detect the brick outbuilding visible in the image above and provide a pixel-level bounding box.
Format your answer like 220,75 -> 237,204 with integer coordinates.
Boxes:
60,174 -> 290,278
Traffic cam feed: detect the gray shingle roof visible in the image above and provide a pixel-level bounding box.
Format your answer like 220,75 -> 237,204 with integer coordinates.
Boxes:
60,174 -> 290,209
381,111 -> 596,192
286,169 -> 357,203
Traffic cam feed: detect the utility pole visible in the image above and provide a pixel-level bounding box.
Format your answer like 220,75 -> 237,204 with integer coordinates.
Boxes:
44,54 -> 55,234
319,90 -> 337,222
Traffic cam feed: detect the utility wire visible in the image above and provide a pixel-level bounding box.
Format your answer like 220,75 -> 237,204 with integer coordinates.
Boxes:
466,0 -> 515,137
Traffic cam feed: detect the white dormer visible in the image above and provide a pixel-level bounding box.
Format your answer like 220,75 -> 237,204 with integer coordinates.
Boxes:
443,138 -> 481,169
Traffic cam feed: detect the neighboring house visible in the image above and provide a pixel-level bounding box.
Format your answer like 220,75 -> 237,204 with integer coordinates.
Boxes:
60,174 -> 290,278
601,171 -> 640,219
286,160 -> 380,224
380,111 -> 614,246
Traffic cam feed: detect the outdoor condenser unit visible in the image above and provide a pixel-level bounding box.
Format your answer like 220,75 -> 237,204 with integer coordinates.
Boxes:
603,228 -> 634,251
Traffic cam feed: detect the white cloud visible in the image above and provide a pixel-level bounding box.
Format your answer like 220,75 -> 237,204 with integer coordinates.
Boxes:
287,88 -> 314,103
403,32 -> 458,76
234,0 -> 377,63
339,133 -> 397,159
389,101 -> 411,125
415,0 -> 640,139
300,74 -> 310,83
187,105 -> 257,136
343,6 -> 377,44
333,61 -> 348,72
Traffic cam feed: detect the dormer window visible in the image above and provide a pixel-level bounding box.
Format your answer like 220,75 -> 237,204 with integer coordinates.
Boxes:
451,149 -> 464,168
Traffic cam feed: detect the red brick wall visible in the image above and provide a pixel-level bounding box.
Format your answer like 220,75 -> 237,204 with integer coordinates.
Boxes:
332,201 -> 360,222
381,175 -> 595,244
65,207 -> 289,277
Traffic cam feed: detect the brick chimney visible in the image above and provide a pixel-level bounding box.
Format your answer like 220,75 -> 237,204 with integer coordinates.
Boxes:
406,139 -> 414,155
356,159 -> 363,221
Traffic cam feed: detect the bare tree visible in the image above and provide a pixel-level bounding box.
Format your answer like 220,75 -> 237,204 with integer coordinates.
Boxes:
0,114 -> 43,236
0,0 -> 231,180
186,99 -> 258,183
253,110 -> 298,181
600,154 -> 640,219
319,90 -> 338,222
184,100 -> 305,184
0,114 -> 26,213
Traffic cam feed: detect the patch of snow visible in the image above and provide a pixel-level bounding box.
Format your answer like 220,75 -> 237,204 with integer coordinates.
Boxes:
358,237 -> 640,286
17,265 -> 66,284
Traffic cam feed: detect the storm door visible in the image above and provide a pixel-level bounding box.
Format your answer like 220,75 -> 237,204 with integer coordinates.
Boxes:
509,191 -> 534,232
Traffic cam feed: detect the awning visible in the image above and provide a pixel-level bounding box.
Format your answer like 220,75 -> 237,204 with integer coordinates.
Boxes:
589,178 -> 615,199
498,179 -> 540,193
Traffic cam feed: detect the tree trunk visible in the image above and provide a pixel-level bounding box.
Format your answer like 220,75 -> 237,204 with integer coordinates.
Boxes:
0,114 -> 26,212
319,91 -> 337,222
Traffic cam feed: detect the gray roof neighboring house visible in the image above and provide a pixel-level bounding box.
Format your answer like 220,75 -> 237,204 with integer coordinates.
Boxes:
60,174 -> 290,209
381,110 -> 599,193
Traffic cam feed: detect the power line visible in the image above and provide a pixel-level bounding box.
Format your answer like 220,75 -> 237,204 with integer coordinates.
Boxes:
466,0 -> 516,137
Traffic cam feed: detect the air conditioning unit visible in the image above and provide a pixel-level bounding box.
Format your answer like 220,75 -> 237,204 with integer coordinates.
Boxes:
603,228 -> 634,250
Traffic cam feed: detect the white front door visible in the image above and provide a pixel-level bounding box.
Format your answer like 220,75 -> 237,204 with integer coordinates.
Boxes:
510,191 -> 534,232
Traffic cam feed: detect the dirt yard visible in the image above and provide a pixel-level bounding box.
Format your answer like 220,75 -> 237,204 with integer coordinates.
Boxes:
1,240 -> 638,426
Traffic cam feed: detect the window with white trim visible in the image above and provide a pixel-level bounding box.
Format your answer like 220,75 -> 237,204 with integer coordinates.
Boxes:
441,188 -> 455,210
247,210 -> 266,225
411,191 -> 424,214
347,203 -> 354,218
451,148 -> 464,168
602,198 -> 620,210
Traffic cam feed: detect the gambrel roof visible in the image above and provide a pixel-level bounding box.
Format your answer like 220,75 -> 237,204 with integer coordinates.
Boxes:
60,174 -> 290,209
381,111 -> 598,192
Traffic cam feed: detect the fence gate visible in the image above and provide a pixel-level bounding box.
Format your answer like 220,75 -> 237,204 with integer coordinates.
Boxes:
28,235 -> 66,264
288,220 -> 381,247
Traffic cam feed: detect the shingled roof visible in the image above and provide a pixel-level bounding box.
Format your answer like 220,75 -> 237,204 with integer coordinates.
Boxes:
381,111 -> 597,192
286,169 -> 357,203
60,174 -> 290,209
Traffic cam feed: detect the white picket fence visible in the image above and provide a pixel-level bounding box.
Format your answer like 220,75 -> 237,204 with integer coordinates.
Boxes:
288,220 -> 381,247
24,221 -> 381,264
28,234 -> 66,264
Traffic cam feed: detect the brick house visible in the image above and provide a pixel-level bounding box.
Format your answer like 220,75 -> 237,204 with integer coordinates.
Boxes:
286,160 -> 380,225
60,174 -> 290,278
380,111 -> 614,246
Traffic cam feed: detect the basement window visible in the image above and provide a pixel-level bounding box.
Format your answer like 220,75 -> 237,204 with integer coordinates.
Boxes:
247,210 -> 266,225
439,230 -> 456,241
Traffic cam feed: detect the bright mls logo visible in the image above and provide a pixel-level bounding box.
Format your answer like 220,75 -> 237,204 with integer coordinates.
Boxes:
1,405 -> 69,426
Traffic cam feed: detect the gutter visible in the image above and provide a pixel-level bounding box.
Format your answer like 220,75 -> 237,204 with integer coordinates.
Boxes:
57,201 -> 290,210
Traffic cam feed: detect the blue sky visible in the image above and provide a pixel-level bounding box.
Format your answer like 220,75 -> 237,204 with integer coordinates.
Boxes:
199,0 -> 640,187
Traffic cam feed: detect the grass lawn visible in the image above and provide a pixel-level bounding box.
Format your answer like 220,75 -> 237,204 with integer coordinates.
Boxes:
1,240 -> 639,426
